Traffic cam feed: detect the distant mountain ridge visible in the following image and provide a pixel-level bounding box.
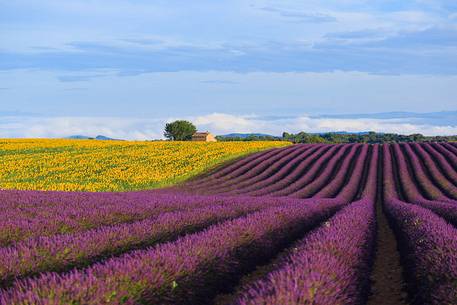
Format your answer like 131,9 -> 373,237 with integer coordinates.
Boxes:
67,135 -> 91,139
67,135 -> 122,141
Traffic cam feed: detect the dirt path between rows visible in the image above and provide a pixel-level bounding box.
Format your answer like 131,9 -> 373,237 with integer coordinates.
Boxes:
367,200 -> 409,305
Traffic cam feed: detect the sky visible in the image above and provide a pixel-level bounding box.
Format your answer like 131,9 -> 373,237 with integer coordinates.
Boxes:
1,0 -> 456,138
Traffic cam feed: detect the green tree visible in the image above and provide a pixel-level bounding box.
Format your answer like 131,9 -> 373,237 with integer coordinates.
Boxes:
164,120 -> 197,141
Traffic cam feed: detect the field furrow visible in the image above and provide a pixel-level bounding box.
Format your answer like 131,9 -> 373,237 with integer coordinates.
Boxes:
231,199 -> 376,305
443,142 -> 457,156
0,194 -> 257,246
430,142 -> 457,170
1,200 -> 344,305
384,199 -> 457,305
313,144 -> 368,199
186,145 -> 305,191
270,144 -> 348,197
290,144 -> 359,198
219,145 -> 323,195
245,145 -> 334,196
411,143 -> 457,199
401,144 -> 449,200
0,196 -> 308,288
199,145 -> 312,194
383,143 -> 457,305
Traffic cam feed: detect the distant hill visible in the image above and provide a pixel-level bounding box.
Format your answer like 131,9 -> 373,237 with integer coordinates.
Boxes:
67,135 -> 122,141
67,135 -> 92,139
95,135 -> 119,140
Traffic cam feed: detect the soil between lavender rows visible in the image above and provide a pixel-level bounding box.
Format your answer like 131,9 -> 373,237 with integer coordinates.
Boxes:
367,200 -> 409,305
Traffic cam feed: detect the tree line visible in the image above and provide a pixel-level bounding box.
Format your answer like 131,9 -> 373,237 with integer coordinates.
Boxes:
218,132 -> 456,143
280,132 -> 456,143
163,120 -> 456,143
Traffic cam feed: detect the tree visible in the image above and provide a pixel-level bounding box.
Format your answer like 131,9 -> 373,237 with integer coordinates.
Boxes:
164,120 -> 197,141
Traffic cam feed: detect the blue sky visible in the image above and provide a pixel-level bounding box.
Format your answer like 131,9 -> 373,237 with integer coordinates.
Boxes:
1,0 -> 456,138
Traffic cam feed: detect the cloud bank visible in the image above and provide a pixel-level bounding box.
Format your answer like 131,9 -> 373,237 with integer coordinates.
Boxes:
2,1 -> 457,75
1,112 -> 456,140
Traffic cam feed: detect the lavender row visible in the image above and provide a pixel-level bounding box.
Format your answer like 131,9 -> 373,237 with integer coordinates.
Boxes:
271,144 -> 347,197
357,144 -> 379,202
291,144 -> 358,198
331,144 -> 379,203
443,142 -> 457,155
191,144 -> 336,197
383,142 -> 457,204
400,144 -> 454,202
220,145 -> 322,195
0,193 -> 261,246
0,199 -> 344,305
185,145 -> 293,188
246,145 -> 335,197
414,200 -> 457,227
0,189 -> 170,211
411,144 -> 457,199
187,145 -> 305,191
421,143 -> 457,184
390,144 -> 432,203
430,143 -> 457,170
197,145 -> 311,194
0,196 -> 302,287
399,145 -> 457,224
383,144 -> 457,304
0,190 -> 217,219
184,143 -> 453,199
187,143 -> 379,199
313,144 -> 367,199
382,144 -> 402,201
0,194 -> 207,225
389,145 -> 457,223
384,198 -> 457,305
234,199 -> 375,305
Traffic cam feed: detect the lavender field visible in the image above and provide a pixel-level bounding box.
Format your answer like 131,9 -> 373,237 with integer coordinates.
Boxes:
1,143 -> 456,305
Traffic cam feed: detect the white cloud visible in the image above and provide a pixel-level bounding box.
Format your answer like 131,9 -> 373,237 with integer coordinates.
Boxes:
191,113 -> 457,136
193,113 -> 262,133
0,116 -> 165,140
1,112 -> 456,140
291,116 -> 457,135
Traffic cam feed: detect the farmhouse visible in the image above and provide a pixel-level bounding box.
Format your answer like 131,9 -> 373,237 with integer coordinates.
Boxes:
192,131 -> 217,142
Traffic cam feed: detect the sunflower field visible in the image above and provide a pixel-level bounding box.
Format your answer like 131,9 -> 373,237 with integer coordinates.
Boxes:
0,139 -> 290,192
